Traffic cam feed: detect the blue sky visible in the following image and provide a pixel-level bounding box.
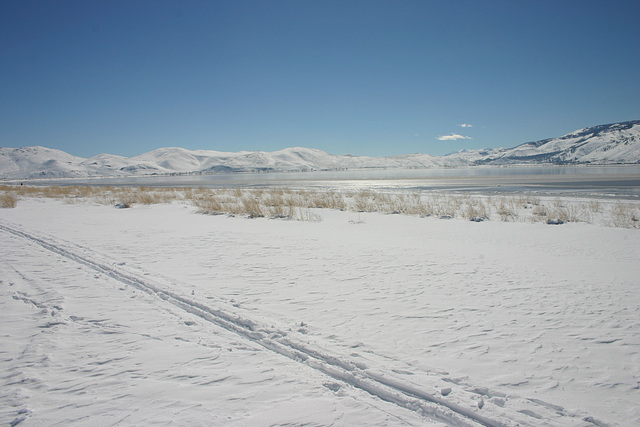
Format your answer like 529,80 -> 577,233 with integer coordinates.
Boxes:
1,0 -> 639,158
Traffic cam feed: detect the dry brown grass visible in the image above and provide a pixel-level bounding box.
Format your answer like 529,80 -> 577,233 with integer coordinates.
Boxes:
1,184 -> 639,228
0,192 -> 18,208
610,203 -> 640,228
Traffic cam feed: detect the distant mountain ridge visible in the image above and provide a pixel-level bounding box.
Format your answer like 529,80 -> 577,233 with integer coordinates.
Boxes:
1,120 -> 639,180
475,120 -> 640,165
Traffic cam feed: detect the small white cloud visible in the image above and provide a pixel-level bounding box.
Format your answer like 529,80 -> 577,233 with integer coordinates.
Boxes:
437,133 -> 472,141
414,133 -> 420,137
459,123 -> 473,128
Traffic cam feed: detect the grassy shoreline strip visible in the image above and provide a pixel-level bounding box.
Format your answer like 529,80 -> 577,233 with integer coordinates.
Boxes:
1,184 -> 638,228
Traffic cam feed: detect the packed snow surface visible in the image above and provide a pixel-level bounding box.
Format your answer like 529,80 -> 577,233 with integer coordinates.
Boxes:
1,198 -> 639,426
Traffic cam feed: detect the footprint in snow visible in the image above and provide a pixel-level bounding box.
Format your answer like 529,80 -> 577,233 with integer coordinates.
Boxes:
324,382 -> 341,392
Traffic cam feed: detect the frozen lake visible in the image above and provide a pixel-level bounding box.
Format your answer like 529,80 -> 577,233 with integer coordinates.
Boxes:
20,165 -> 640,198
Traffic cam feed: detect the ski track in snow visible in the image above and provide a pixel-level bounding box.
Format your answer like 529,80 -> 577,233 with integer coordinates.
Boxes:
1,220 -> 434,426
0,220 -> 505,426
1,200 -> 638,426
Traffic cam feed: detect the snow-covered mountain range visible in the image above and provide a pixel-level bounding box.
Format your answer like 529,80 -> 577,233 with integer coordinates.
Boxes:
475,120 -> 640,165
1,120 -> 639,180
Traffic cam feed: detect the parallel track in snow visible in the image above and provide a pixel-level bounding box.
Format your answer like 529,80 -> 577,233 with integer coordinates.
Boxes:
1,220 -> 509,427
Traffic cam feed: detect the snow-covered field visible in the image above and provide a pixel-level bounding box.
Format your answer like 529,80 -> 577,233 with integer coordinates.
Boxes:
1,192 -> 639,426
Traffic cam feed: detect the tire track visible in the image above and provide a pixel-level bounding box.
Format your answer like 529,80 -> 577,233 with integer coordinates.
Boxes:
1,220 -> 508,426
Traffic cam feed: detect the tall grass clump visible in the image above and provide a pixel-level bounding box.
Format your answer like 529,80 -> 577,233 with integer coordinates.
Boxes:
494,198 -> 515,222
0,192 -> 18,208
187,188 -> 324,221
462,197 -> 489,221
402,193 -> 432,216
351,190 -> 377,212
610,202 -> 640,229
306,190 -> 347,210
550,204 -> 590,224
191,192 -> 224,214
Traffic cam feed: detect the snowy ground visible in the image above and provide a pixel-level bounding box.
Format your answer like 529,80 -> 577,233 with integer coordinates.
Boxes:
1,196 -> 639,426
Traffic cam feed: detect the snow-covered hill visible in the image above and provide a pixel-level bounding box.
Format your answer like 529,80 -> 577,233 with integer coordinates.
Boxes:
0,146 -> 465,180
475,119 -> 640,165
0,146 -> 89,179
1,120 -> 638,179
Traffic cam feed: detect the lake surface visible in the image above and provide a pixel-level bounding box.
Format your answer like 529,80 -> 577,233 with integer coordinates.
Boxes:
23,165 -> 640,199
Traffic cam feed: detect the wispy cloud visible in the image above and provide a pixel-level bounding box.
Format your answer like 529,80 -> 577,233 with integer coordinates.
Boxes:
437,133 -> 472,141
459,123 -> 473,128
